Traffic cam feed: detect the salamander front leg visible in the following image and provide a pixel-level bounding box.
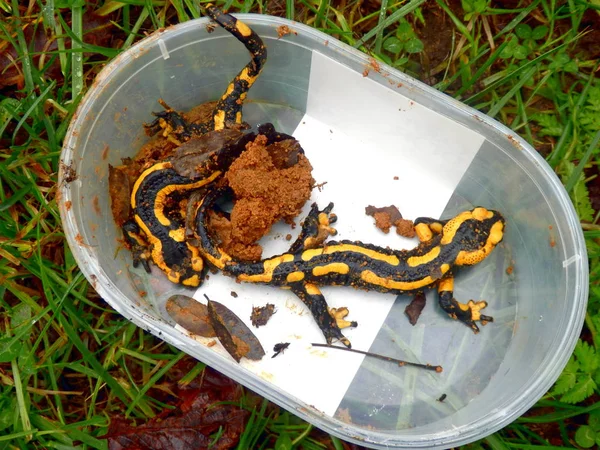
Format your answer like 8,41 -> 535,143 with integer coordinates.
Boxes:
437,276 -> 493,333
144,100 -> 211,141
288,203 -> 337,253
122,220 -> 152,273
290,282 -> 351,347
414,217 -> 447,243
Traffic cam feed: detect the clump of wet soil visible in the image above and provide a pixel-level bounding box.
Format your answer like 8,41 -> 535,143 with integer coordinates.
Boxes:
209,134 -> 314,261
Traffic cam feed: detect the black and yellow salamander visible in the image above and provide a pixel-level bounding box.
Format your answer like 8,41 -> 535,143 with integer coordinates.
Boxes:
124,125 -> 301,286
193,187 -> 506,347
144,4 -> 267,141
123,5 -> 269,283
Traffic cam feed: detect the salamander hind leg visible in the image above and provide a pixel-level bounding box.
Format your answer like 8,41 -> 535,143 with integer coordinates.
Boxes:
288,203 -> 338,253
290,282 -> 351,347
438,276 -> 493,333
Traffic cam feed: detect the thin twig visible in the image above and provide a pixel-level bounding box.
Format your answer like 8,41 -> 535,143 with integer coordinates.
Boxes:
311,343 -> 443,372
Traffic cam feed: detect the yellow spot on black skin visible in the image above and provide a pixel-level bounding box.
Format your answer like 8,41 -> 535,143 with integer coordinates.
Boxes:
183,275 -> 200,286
235,21 -> 253,37
238,67 -> 257,85
169,228 -> 186,242
213,110 -> 226,130
312,263 -> 350,276
472,207 -> 493,221
415,223 -> 433,242
221,83 -> 234,100
430,222 -> 443,233
305,284 -> 321,296
287,271 -> 305,283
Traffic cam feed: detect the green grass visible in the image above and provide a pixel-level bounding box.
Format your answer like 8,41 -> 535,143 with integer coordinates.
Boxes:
1,0 -> 600,448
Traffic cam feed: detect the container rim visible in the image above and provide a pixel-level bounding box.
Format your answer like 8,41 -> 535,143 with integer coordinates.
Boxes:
58,13 -> 589,449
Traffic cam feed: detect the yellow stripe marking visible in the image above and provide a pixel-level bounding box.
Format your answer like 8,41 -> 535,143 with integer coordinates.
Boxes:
360,270 -> 434,291
131,161 -> 172,209
301,244 -> 399,266
440,211 -> 472,245
154,171 -> 222,226
455,221 -> 504,266
361,262 -> 451,291
407,246 -> 440,267
238,254 -> 294,283
312,263 -> 350,276
203,251 -> 231,270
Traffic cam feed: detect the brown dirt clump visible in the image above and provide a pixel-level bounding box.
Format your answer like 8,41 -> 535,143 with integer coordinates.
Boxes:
395,218 -> 416,238
208,211 -> 263,262
208,134 -> 313,261
365,205 -> 416,238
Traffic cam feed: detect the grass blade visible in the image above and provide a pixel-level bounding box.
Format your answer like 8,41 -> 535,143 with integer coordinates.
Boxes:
71,2 -> 84,101
564,130 -> 600,193
487,65 -> 537,118
354,0 -> 427,48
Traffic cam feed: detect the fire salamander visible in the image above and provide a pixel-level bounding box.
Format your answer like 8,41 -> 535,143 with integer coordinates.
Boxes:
193,187 -> 505,348
144,4 -> 267,141
123,5 -> 267,283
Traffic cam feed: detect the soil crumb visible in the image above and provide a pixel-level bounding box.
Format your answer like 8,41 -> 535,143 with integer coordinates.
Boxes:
366,205 -> 415,238
395,218 -> 416,238
366,205 -> 402,233
405,291 -> 426,325
210,134 -> 314,261
251,303 -> 277,328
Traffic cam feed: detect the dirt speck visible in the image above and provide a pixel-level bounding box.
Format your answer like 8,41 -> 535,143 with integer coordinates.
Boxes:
92,195 -> 100,215
277,25 -> 297,38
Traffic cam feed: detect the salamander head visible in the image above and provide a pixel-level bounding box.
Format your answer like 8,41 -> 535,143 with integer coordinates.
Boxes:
441,207 -> 505,266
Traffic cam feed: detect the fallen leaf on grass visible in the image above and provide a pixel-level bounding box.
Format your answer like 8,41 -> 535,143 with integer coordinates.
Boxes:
104,368 -> 248,450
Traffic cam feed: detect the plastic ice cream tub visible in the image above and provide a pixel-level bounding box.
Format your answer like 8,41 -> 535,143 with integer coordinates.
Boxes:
58,14 -> 588,449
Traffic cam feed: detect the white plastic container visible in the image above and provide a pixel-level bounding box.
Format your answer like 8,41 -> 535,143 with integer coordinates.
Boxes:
58,14 -> 588,449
